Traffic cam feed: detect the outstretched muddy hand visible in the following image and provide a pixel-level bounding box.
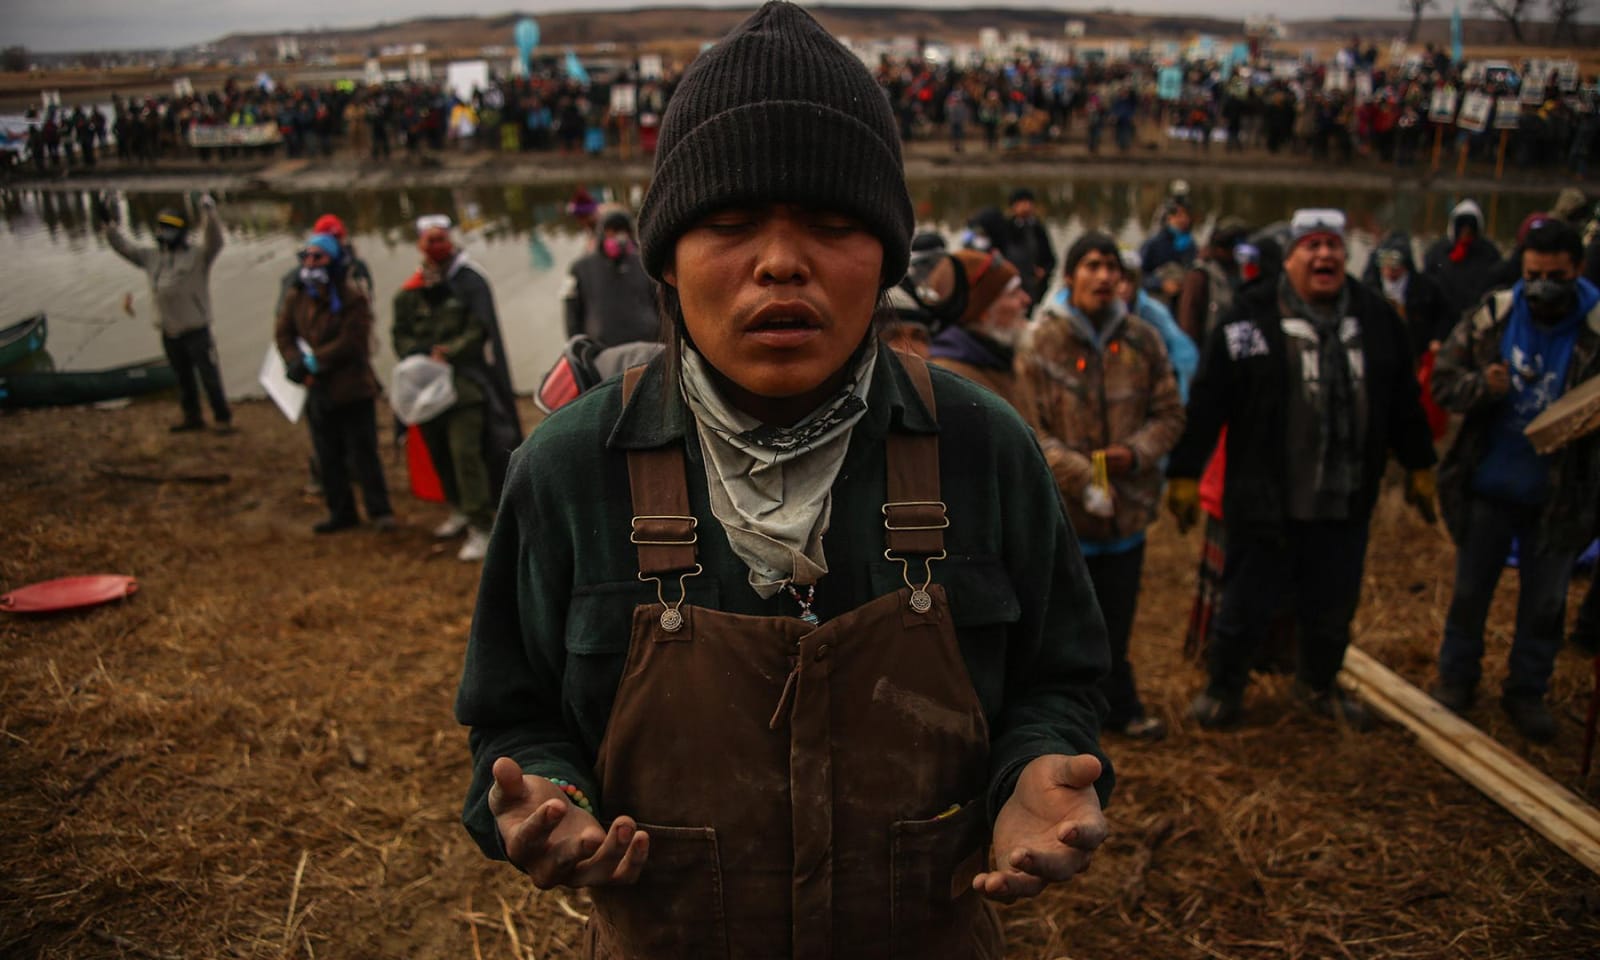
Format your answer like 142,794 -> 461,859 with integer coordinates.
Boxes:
973,753 -> 1107,903
488,756 -> 650,890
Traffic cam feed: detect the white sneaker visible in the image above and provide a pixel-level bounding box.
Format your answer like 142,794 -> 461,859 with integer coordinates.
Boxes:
432,510 -> 470,540
457,527 -> 490,562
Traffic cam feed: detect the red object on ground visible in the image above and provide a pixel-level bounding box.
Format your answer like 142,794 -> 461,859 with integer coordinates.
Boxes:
1417,349 -> 1450,441
0,575 -> 138,613
407,424 -> 446,503
1199,429 -> 1227,521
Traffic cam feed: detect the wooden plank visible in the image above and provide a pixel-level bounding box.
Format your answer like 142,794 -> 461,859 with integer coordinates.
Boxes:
1350,666 -> 1600,855
1347,671 -> 1600,874
1340,647 -> 1600,874
1342,647 -> 1600,848
1343,647 -> 1600,845
1525,373 -> 1600,454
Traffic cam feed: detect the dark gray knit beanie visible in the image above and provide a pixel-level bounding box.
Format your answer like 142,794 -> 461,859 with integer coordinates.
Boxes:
638,1 -> 913,289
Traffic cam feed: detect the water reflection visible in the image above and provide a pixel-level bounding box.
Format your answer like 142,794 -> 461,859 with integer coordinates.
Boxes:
1,178 -> 1551,402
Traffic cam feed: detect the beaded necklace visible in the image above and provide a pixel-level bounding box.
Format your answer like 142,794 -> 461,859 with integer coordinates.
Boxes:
785,582 -> 819,625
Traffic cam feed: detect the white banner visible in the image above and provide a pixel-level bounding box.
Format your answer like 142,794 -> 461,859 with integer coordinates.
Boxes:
187,124 -> 283,148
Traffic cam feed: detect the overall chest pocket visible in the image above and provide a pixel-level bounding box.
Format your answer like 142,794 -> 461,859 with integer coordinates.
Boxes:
869,556 -> 1021,709
563,579 -> 721,736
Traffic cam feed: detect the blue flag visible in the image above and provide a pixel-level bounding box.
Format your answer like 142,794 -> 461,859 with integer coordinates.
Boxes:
1451,4 -> 1463,67
514,19 -> 540,76
564,50 -> 590,86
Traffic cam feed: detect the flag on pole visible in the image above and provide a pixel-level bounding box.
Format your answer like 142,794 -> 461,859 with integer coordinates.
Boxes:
564,50 -> 591,85
1450,4 -> 1463,67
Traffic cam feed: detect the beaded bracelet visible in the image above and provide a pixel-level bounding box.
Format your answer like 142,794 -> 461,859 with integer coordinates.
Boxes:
546,777 -> 595,814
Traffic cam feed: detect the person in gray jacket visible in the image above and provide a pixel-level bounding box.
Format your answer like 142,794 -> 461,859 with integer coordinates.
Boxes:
103,196 -> 232,433
561,210 -> 660,347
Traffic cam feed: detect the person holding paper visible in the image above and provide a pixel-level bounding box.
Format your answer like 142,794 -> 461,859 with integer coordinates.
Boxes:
275,232 -> 394,534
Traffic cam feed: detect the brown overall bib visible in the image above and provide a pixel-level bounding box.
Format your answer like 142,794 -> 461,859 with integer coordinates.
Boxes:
584,357 -> 1003,960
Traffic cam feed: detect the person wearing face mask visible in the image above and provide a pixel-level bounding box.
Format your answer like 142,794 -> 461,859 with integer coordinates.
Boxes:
277,213 -> 373,313
275,213 -> 374,498
1423,199 -> 1504,332
102,195 -> 232,433
562,210 -> 659,348
1167,209 -> 1438,731
927,249 -> 1031,408
1428,219 -> 1600,744
275,232 -> 394,535
394,217 -> 523,562
1015,232 -> 1186,742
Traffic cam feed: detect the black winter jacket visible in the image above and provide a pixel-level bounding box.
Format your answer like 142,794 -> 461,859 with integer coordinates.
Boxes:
1167,278 -> 1437,540
1423,236 -> 1504,333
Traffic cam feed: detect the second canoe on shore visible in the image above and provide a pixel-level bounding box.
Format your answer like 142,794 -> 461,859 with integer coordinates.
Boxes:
0,313 -> 47,371
0,356 -> 175,408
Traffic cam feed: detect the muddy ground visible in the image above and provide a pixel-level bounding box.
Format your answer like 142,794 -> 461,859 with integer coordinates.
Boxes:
3,394 -> 1599,959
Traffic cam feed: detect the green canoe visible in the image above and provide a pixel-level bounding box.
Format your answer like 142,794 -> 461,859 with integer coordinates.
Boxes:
0,356 -> 176,408
0,314 -> 47,371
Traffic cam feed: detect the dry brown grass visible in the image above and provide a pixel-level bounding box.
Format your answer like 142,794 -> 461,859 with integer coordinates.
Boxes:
2,395 -> 1598,958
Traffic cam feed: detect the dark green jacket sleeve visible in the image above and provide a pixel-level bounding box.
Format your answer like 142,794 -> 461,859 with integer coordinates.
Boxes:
985,401 -> 1113,815
455,422 -> 595,860
390,290 -> 427,359
437,309 -> 488,364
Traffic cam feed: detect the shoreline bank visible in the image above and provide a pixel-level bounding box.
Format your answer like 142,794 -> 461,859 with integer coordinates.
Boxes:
5,140 -> 1577,197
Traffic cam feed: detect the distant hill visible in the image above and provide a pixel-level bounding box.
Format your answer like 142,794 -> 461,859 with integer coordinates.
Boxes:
204,5 -> 1582,59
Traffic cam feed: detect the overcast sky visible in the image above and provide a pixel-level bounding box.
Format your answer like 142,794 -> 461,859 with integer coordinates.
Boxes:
4,0 -> 1575,53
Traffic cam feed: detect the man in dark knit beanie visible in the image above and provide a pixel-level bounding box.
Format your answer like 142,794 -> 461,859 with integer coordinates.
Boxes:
638,1 -> 913,285
458,5 -> 1112,957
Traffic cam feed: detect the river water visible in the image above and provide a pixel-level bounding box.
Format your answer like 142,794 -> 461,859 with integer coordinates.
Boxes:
0,176 -> 1548,400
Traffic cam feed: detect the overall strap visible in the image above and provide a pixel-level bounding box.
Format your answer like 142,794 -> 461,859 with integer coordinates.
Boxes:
883,354 -> 946,557
622,366 -> 698,575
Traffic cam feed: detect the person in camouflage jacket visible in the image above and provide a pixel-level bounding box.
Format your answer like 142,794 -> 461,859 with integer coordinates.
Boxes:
1015,231 -> 1184,741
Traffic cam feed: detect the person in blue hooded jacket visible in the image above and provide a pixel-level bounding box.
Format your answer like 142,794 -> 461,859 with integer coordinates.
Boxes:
1429,219 -> 1600,744
1117,250 -> 1199,403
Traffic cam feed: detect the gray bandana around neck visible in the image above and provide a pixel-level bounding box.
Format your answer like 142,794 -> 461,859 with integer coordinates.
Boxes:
679,344 -> 877,598
1279,274 -> 1361,503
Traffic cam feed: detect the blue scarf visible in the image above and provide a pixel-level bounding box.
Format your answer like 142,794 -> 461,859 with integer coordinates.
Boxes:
1170,226 -> 1194,254
1500,278 -> 1597,425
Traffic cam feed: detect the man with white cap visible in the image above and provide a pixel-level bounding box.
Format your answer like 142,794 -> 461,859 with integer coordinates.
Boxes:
1166,208 -> 1438,730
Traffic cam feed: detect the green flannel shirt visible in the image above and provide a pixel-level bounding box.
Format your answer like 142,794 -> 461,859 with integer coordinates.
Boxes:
455,344 -> 1112,859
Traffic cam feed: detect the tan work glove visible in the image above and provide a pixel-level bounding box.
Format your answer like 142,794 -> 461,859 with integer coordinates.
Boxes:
1404,468 -> 1438,524
1165,478 -> 1200,534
